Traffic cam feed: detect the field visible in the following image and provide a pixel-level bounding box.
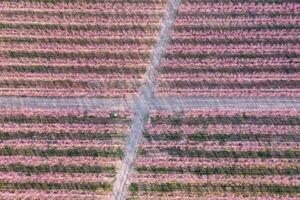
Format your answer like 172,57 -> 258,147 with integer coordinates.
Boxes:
130,109 -> 300,199
0,108 -> 132,199
157,0 -> 300,97
0,0 -> 299,200
0,0 -> 167,97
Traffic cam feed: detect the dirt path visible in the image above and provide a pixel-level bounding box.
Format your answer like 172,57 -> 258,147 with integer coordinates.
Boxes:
0,97 -> 134,111
1,96 -> 300,111
152,96 -> 300,111
110,1 -> 182,199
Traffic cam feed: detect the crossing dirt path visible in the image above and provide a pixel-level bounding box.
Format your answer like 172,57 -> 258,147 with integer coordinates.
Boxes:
110,1 -> 182,199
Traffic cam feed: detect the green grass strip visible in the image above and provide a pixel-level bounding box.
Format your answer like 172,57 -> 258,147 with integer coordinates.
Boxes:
136,166 -> 300,176
0,36 -> 157,46
0,115 -> 130,124
140,148 -> 300,158
0,65 -> 146,74
147,133 -> 300,142
0,131 -> 124,140
0,164 -> 115,174
150,115 -> 300,126
159,66 -> 300,74
173,24 -> 300,32
0,182 -> 111,191
0,23 -> 159,32
162,80 -> 300,90
5,50 -> 150,60
130,183 -> 300,194
0,80 -> 137,89
0,147 -> 124,157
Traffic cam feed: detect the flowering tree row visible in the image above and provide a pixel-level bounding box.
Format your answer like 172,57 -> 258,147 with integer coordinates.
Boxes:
0,72 -> 143,80
135,157 -> 300,169
0,1 -> 167,12
0,123 -> 129,134
162,57 -> 300,69
132,174 -> 300,186
140,141 -> 300,151
0,42 -> 154,52
0,12 -> 162,25
0,108 -> 132,118
174,16 -> 300,27
0,139 -> 124,150
0,0 -> 165,98
149,109 -> 300,125
156,0 -> 299,98
0,155 -> 120,167
0,190 -> 110,200
167,44 -> 300,54
145,124 -> 300,135
157,89 -> 300,97
171,29 -> 300,41
0,88 -> 138,97
131,109 -> 300,198
130,193 -> 300,200
179,2 -> 300,14
0,107 -> 132,196
159,72 -> 300,80
1,28 -> 159,38
0,172 -> 114,184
